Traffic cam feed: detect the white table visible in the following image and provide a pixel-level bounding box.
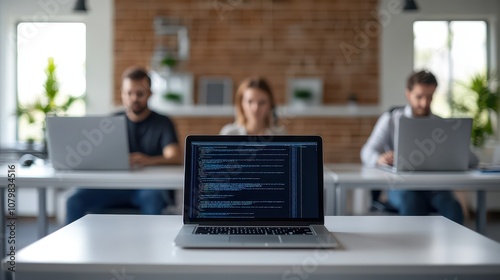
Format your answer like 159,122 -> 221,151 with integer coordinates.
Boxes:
0,164 -> 335,232
0,164 -> 185,189
7,214 -> 500,280
0,164 -> 185,262
328,164 -> 500,234
0,164 -> 335,261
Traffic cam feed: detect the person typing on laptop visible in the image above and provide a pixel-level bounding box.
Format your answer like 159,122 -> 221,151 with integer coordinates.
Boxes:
65,67 -> 181,224
360,70 -> 478,224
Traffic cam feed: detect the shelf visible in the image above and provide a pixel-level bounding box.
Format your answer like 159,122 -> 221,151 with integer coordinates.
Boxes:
150,104 -> 381,118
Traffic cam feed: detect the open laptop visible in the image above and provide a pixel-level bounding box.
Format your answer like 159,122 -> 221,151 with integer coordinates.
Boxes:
174,135 -> 337,248
385,117 -> 473,172
46,116 -> 130,170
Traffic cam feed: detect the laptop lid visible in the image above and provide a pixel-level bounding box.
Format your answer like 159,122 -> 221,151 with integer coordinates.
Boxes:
46,116 -> 130,170
183,135 -> 324,226
394,117 -> 472,171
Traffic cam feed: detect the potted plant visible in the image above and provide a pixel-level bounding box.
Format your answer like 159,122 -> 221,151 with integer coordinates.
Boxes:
163,91 -> 183,104
161,54 -> 178,69
451,71 -> 499,148
160,54 -> 178,76
293,88 -> 313,107
15,57 -> 84,150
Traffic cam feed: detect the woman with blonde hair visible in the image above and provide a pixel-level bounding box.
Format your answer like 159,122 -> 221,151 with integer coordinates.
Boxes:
220,77 -> 286,135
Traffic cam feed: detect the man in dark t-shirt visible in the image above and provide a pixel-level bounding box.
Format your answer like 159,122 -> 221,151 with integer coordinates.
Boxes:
65,67 -> 181,224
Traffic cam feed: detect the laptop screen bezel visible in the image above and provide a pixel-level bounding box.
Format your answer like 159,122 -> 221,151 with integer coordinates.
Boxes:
182,135 -> 325,226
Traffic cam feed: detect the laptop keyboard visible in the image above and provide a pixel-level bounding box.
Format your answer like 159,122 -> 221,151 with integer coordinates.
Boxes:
194,226 -> 313,235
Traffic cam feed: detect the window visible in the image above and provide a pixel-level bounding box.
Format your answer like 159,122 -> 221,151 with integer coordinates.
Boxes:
413,21 -> 488,117
17,22 -> 86,142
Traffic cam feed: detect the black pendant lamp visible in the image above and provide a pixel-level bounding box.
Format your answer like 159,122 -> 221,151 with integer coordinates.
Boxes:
403,0 -> 418,11
74,0 -> 87,12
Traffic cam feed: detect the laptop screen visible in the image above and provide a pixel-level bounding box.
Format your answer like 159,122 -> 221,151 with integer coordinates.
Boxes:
184,135 -> 324,225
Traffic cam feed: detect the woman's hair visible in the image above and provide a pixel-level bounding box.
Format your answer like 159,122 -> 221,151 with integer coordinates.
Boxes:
235,77 -> 277,127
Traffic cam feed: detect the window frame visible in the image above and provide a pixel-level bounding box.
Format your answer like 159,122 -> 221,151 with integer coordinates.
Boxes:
15,20 -> 87,143
412,19 -> 491,116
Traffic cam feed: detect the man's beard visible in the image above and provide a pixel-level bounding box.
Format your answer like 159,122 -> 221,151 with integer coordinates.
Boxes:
130,102 -> 147,115
413,107 -> 430,117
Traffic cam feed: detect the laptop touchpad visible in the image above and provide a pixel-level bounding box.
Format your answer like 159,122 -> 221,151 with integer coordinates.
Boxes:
229,236 -> 281,244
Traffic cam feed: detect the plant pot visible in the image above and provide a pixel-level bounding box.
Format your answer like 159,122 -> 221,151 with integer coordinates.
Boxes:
293,99 -> 312,109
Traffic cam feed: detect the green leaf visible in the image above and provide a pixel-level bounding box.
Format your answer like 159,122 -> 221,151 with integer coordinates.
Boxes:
44,57 -> 59,101
161,55 -> 177,68
60,96 -> 80,112
454,71 -> 499,147
33,99 -> 45,111
24,112 -> 36,124
15,57 -> 84,142
294,89 -> 313,100
163,92 -> 182,103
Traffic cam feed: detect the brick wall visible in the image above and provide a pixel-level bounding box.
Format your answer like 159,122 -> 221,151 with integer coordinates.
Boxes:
114,0 -> 380,162
172,116 -> 378,163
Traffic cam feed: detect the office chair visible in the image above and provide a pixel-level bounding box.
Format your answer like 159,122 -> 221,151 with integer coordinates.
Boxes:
370,190 -> 399,213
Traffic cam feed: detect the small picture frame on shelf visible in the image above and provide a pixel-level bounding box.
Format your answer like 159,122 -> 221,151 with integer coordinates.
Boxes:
149,71 -> 193,109
198,77 -> 233,106
287,77 -> 323,107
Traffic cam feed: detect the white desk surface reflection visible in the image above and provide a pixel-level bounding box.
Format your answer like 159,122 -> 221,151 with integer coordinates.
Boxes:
9,215 -> 500,280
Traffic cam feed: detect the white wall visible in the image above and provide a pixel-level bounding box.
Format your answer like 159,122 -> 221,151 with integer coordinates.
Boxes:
0,0 -> 114,147
379,0 -> 499,111
0,0 -> 113,216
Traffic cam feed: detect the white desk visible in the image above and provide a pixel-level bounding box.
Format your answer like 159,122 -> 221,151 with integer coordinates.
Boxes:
0,164 -> 335,231
7,214 -> 500,280
0,164 -> 185,262
0,164 -> 335,260
0,164 -> 185,189
328,164 -> 500,234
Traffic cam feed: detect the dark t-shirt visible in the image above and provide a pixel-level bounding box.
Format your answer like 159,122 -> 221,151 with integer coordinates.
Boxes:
115,111 -> 178,156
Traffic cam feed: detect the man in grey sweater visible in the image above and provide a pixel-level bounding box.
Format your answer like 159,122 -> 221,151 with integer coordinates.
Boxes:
361,70 -> 478,224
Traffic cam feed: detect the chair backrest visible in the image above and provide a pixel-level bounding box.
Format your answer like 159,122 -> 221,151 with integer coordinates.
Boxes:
372,190 -> 383,202
388,106 -> 405,114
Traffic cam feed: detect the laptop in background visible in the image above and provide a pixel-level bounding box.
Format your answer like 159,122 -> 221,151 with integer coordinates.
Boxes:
174,135 -> 337,248
389,117 -> 472,172
46,116 -> 130,170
